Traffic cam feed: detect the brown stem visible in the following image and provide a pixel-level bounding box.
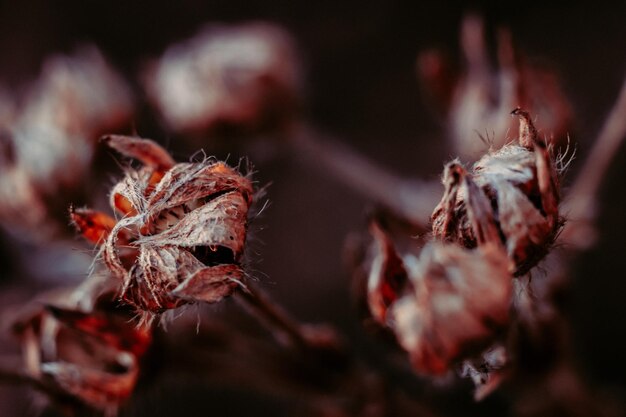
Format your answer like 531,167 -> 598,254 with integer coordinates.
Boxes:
287,122 -> 440,229
563,76 -> 626,248
235,284 -> 313,350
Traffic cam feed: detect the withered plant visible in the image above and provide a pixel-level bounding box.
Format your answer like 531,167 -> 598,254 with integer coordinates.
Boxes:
1,12 -> 626,417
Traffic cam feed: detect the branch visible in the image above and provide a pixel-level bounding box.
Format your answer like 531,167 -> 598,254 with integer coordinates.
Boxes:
562,75 -> 626,248
235,284 -> 310,349
288,123 -> 440,229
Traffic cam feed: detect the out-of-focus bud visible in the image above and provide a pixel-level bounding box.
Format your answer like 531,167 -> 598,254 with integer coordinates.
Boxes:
11,290 -> 151,414
417,15 -> 572,161
73,135 -> 254,324
0,47 -> 134,240
363,216 -> 511,377
144,23 -> 301,136
390,242 -> 511,375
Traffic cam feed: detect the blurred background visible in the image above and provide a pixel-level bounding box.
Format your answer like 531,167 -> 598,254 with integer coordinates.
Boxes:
1,1 -> 626,416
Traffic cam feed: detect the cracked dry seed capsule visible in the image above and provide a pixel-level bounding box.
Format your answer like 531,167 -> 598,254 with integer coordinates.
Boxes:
431,108 -> 562,276
366,166 -> 513,376
71,135 -> 253,322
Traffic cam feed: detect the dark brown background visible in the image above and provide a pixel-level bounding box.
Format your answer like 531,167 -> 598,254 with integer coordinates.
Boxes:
1,1 -> 626,416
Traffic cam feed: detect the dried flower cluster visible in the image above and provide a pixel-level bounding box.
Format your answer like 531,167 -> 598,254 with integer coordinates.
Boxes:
144,23 -> 301,135
0,47 -> 133,240
2,12 -> 625,417
72,135 -> 254,323
363,109 -> 562,388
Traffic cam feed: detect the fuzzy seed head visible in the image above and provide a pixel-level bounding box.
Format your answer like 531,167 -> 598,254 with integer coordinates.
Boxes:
431,109 -> 561,275
74,136 -> 254,322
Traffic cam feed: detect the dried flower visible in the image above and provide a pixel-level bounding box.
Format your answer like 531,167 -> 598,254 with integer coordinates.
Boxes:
72,135 -> 254,323
390,242 -> 511,375
11,291 -> 151,413
360,119 -> 528,375
418,15 -> 571,160
431,108 -> 562,276
144,22 -> 301,135
0,46 -> 133,240
365,163 -> 513,375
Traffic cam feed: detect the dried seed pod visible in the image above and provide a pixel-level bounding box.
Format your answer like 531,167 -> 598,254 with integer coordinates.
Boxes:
74,135 -> 253,322
364,165 -> 513,376
431,109 -> 562,276
0,46 -> 133,240
417,15 -> 571,160
144,22 -> 301,136
389,242 -> 511,375
11,291 -> 151,413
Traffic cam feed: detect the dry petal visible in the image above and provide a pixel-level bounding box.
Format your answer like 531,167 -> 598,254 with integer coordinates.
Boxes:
366,221 -> 409,324
102,134 -> 175,171
70,207 -> 119,245
172,264 -> 243,303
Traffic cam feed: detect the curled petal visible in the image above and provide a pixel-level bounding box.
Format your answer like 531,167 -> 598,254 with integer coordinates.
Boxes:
367,221 -> 408,323
172,264 -> 243,303
102,135 -> 175,171
69,207 -> 118,245
109,170 -> 153,216
492,179 -> 554,275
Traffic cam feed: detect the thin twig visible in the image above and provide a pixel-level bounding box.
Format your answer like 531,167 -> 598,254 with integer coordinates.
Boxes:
234,284 -> 312,350
287,122 -> 441,229
562,76 -> 626,248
